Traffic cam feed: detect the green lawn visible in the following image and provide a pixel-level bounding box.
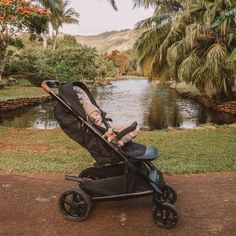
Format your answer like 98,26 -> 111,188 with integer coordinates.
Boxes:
0,81 -> 47,101
0,126 -> 235,174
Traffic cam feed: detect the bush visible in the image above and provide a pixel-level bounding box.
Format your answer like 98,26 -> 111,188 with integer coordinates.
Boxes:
5,42 -> 118,85
27,72 -> 55,86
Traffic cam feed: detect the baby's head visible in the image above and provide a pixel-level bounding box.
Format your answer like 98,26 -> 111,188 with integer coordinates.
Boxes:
90,110 -> 102,125
83,101 -> 102,125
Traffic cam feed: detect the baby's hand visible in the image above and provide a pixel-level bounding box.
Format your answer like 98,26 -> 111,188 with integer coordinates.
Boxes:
117,140 -> 124,147
103,128 -> 116,142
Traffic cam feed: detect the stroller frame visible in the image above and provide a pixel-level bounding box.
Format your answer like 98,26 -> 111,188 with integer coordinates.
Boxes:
42,80 -> 178,229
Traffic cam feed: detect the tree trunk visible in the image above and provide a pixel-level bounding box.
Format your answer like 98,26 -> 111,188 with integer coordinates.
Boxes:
52,28 -> 59,51
0,45 -> 7,81
225,78 -> 234,99
215,84 -> 227,100
41,31 -> 48,50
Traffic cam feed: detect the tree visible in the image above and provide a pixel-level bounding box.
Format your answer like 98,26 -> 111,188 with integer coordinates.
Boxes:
39,0 -> 59,49
50,0 -> 79,50
106,50 -> 130,75
134,0 -> 236,99
0,0 -> 47,80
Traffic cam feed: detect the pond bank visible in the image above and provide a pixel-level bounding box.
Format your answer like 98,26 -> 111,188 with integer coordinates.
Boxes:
0,96 -> 51,111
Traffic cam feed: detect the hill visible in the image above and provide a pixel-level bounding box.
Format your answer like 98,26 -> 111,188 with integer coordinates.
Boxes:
74,29 -> 140,52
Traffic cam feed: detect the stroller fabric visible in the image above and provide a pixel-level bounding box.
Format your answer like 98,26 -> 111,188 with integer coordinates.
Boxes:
54,82 -> 157,166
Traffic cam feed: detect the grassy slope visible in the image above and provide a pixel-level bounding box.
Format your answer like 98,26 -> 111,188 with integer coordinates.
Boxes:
0,126 -> 235,174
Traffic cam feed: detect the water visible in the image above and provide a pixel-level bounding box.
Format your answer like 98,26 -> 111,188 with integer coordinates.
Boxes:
0,79 -> 232,130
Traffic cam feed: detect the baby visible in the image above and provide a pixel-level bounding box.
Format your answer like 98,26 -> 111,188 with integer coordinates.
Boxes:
83,101 -> 138,147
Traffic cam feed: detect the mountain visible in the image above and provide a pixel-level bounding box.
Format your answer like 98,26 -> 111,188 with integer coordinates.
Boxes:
74,29 -> 140,52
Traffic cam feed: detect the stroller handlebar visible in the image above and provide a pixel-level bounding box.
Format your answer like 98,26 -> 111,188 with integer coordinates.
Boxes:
41,80 -> 60,94
116,121 -> 138,141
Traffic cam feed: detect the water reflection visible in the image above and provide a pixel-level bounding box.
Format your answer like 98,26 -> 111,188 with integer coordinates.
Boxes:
0,79 -> 234,130
0,103 -> 58,129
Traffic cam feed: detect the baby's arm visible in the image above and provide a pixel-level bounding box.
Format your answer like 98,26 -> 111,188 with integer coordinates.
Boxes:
112,123 -> 138,145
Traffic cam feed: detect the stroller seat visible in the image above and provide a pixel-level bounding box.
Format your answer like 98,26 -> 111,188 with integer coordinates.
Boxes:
136,146 -> 158,160
121,142 -> 158,161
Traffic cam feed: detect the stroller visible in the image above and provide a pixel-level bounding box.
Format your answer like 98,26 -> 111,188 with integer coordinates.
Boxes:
41,80 -> 178,229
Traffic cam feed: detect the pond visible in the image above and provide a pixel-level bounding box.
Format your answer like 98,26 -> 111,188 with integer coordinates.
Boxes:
0,79 -> 232,130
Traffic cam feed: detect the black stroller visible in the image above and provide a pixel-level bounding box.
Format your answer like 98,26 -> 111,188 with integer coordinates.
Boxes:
41,80 -> 178,229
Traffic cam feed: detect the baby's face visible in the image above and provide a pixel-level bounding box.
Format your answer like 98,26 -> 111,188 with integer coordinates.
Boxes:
90,111 -> 102,125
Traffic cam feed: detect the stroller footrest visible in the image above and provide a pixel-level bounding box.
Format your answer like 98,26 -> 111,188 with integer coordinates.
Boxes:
65,175 -> 84,182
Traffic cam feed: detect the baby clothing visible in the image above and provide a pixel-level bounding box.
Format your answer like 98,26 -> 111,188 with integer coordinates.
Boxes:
73,86 -> 135,144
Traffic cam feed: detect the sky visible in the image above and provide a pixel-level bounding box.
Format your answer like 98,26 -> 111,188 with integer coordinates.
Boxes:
60,0 -> 154,36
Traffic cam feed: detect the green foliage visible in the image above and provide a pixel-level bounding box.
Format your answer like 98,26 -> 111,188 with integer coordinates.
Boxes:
57,35 -> 78,48
211,7 -> 236,28
0,0 -> 48,79
5,41 -> 118,84
135,0 -> 236,99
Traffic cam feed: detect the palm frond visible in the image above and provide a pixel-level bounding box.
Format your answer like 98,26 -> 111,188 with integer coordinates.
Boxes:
193,42 -> 227,92
105,0 -> 118,11
135,14 -> 171,30
178,53 -> 201,82
211,7 -> 236,28
167,39 -> 187,78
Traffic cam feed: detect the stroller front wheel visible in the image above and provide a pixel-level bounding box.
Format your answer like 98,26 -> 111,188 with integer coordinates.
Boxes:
163,183 -> 177,204
58,188 -> 91,222
153,202 -> 178,229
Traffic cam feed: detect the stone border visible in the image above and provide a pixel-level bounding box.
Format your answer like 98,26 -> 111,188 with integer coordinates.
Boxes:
0,96 -> 51,111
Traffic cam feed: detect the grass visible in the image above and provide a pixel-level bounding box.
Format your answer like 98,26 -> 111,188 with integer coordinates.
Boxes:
0,80 -> 47,101
0,125 -> 235,174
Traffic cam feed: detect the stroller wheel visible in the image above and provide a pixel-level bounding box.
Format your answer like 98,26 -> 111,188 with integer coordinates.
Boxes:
153,202 -> 178,229
58,188 -> 91,222
163,183 -> 177,204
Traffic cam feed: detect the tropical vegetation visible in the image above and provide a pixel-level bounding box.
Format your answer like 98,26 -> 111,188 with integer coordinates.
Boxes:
0,0 -> 47,80
4,35 -> 118,84
0,0 -> 120,84
134,0 -> 236,100
40,0 -> 79,50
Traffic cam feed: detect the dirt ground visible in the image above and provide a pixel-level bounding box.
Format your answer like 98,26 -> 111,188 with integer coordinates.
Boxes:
0,172 -> 235,236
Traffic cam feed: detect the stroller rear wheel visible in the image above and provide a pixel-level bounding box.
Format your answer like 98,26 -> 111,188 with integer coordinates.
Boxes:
163,183 -> 177,204
58,188 -> 91,222
153,202 -> 178,229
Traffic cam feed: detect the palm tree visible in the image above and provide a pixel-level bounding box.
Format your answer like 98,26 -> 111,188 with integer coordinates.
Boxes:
174,0 -> 236,98
39,0 -> 59,49
51,0 -> 79,50
134,0 -> 236,99
134,0 -> 184,80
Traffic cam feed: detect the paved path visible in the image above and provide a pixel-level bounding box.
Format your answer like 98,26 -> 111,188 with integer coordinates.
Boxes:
0,172 -> 235,236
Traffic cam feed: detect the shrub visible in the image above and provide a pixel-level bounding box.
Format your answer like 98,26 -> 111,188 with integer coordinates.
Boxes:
5,43 -> 118,85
